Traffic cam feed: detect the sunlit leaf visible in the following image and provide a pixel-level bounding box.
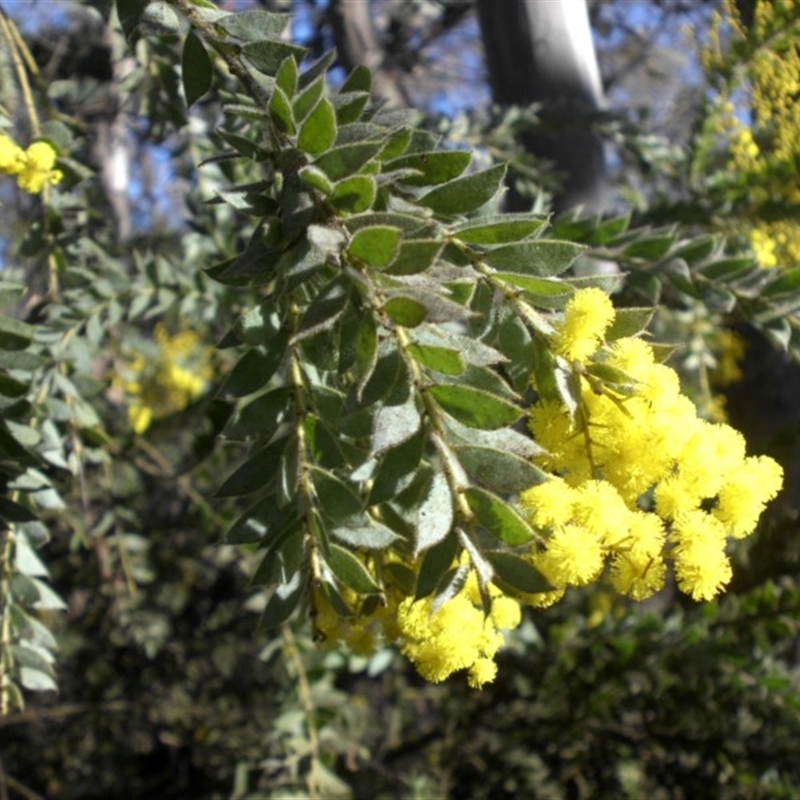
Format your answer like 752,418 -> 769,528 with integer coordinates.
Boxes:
429,385 -> 522,430
464,487 -> 536,545
420,164 -> 507,215
415,471 -> 454,554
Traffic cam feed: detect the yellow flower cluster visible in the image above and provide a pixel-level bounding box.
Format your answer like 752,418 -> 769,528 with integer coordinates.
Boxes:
712,329 -> 746,387
0,133 -> 63,194
705,1 -> 800,267
521,288 -> 783,602
115,324 -> 214,433
395,573 -> 521,688
749,222 -> 800,269
314,568 -> 521,689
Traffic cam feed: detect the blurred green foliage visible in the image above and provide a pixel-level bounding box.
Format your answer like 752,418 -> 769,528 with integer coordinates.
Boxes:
0,1 -> 798,798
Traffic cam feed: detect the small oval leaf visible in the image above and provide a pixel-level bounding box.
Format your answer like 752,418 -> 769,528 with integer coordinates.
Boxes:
327,544 -> 381,594
428,385 -> 522,430
415,472 -> 454,554
464,487 -> 536,545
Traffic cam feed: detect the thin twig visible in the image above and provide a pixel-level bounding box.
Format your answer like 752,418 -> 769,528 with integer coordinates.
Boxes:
281,625 -> 321,800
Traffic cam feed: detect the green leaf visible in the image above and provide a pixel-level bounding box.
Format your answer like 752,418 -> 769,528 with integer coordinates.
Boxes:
333,92 -> 369,125
275,54 -> 298,95
278,435 -> 301,505
384,150 -> 471,187
331,520 -> 403,550
0,316 -> 34,351
415,532 -> 458,600
340,64 -> 372,94
371,396 -> 421,457
295,277 -> 350,341
276,230 -> 339,291
20,667 -> 57,692
326,544 -> 381,594
0,370 -> 29,399
593,213 -> 631,245
368,431 -> 425,505
382,296 -> 427,327
298,165 -> 333,194
236,301 -> 280,346
315,142 -> 382,181
379,127 -> 412,160
354,314 -> 378,388
242,40 -> 306,77
293,77 -> 325,121
458,530 -> 494,588
262,571 -> 305,628
406,343 -> 464,376
359,346 -> 402,406
212,228 -> 282,284
605,307 -> 655,341
227,496 -> 297,544
584,361 -> 637,389
311,467 -> 363,524
348,226 -> 402,268
443,417 -> 541,459
456,445 -> 549,494
385,289 -> 470,326
182,30 -> 212,107
0,496 -> 37,524
297,49 -> 337,90
494,272 -> 574,305
269,86 -> 296,134
116,0 -> 150,40
763,267 -> 800,298
14,534 -> 47,577
455,214 -> 548,244
623,233 -> 676,260
345,211 -> 435,236
464,487 -> 535,545
216,436 -> 289,497
330,175 -> 376,214
672,235 -> 719,266
484,240 -> 585,277
415,472 -> 454,554
420,163 -> 507,216
297,98 -> 337,156
217,10 -> 290,41
487,551 -> 552,594
222,337 -> 288,397
429,385 -> 521,430
224,387 -> 290,441
431,564 -> 470,613
305,415 -> 348,469
696,256 -> 756,282
0,282 -> 25,310
384,239 -> 443,276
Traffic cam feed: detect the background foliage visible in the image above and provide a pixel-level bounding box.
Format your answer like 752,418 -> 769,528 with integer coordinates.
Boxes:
0,1 -> 800,798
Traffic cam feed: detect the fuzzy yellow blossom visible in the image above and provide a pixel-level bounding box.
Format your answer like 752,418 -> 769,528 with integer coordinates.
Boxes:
0,134 -> 62,194
708,1 -> 800,262
394,569 -> 521,688
0,134 -> 25,175
17,142 -> 63,193
522,288 -> 783,605
748,221 -> 800,269
713,330 -> 746,386
750,227 -> 778,267
553,287 -> 615,362
115,324 -> 214,433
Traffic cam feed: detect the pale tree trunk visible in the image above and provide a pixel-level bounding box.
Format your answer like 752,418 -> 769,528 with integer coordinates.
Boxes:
476,0 -> 607,213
